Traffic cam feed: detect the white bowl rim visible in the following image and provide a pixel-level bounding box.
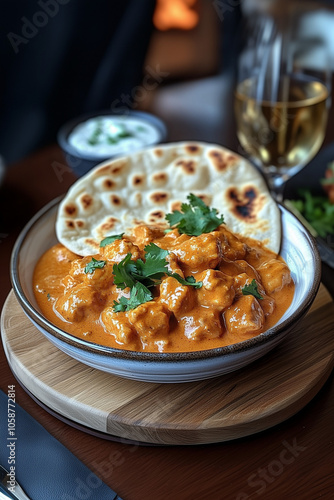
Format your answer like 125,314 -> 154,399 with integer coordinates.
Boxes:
57,109 -> 168,162
10,196 -> 321,363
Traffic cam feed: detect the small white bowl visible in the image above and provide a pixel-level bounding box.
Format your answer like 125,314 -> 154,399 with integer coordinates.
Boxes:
57,110 -> 167,177
10,197 -> 321,383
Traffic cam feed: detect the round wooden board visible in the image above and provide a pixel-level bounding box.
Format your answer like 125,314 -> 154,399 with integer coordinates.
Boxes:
2,287 -> 334,446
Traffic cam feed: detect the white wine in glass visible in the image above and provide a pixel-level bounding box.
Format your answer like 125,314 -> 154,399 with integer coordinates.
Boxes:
234,13 -> 331,200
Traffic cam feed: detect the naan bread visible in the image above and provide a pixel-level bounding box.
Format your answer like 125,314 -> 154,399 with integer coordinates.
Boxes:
56,142 -> 281,256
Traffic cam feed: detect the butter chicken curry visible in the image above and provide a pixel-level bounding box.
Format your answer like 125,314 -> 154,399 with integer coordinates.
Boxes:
33,194 -> 294,353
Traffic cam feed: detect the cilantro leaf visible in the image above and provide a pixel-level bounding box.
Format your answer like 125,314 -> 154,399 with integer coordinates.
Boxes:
169,273 -> 203,289
113,245 -> 169,290
144,243 -> 169,260
84,258 -> 107,274
112,297 -> 128,313
100,233 -> 124,248
113,283 -> 153,312
165,193 -> 224,236
242,279 -> 263,300
112,254 -> 137,289
111,244 -> 203,311
135,244 -> 170,282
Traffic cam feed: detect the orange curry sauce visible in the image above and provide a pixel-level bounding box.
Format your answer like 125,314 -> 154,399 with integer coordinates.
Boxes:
33,224 -> 294,353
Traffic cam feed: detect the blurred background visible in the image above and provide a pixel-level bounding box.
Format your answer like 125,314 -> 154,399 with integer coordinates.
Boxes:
0,0 -> 334,167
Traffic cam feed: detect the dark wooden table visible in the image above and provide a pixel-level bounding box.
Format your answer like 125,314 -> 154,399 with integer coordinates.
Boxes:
1,144 -> 334,500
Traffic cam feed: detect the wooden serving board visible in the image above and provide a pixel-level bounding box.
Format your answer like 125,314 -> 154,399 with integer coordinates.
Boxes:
2,287 -> 334,446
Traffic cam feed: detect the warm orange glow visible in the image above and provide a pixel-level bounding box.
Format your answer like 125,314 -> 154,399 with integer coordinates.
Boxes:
153,0 -> 199,31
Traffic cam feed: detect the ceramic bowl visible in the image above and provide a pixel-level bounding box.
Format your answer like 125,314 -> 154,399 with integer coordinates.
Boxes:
10,197 -> 321,383
57,110 -> 167,177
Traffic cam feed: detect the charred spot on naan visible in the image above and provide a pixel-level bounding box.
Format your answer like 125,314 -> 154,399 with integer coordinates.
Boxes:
83,238 -> 100,252
102,178 -> 116,190
110,194 -> 123,207
226,186 -> 266,223
149,191 -> 170,205
184,144 -> 202,155
78,193 -> 95,212
65,219 -> 75,229
95,159 -> 129,176
131,174 -> 146,188
63,203 -> 77,217
95,217 -> 120,240
170,200 -> 182,212
152,172 -> 168,186
175,159 -> 197,174
64,218 -> 86,231
196,193 -> 212,206
208,149 -> 238,172
100,217 -> 119,231
75,220 -> 85,228
153,148 -> 163,157
147,210 -> 166,224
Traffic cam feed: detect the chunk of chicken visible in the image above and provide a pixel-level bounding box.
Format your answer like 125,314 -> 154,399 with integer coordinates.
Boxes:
171,233 -> 222,272
128,302 -> 170,344
219,259 -> 259,281
258,259 -> 293,295
233,272 -> 275,317
129,224 -> 165,249
213,226 -> 247,261
101,239 -> 142,263
69,256 -> 114,289
55,284 -> 104,322
166,253 -> 184,277
101,308 -> 138,348
181,307 -> 223,341
224,295 -> 265,338
162,229 -> 190,247
235,260 -> 260,280
233,272 -> 256,296
35,244 -> 78,294
159,277 -> 196,318
52,243 -> 78,263
196,269 -> 235,311
61,275 -> 78,292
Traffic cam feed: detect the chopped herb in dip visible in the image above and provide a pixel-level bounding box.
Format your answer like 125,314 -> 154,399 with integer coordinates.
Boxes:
68,116 -> 161,158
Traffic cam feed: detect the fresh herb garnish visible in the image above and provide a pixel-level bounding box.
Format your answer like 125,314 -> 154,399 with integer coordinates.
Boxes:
87,123 -> 103,145
100,233 -> 124,248
117,130 -> 133,139
165,193 -> 225,236
112,254 -> 137,289
84,258 -> 107,274
107,136 -> 118,144
169,273 -> 203,289
242,279 -> 263,300
289,188 -> 334,239
113,283 -> 153,312
112,244 -> 202,311
47,293 -> 51,301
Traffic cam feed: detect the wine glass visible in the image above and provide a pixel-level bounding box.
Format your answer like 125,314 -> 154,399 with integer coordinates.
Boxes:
234,10 -> 331,201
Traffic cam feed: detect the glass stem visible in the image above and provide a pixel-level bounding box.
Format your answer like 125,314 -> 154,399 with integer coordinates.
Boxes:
266,171 -> 290,203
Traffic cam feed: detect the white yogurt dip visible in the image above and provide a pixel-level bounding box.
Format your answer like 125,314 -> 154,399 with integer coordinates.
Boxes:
68,115 -> 162,158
